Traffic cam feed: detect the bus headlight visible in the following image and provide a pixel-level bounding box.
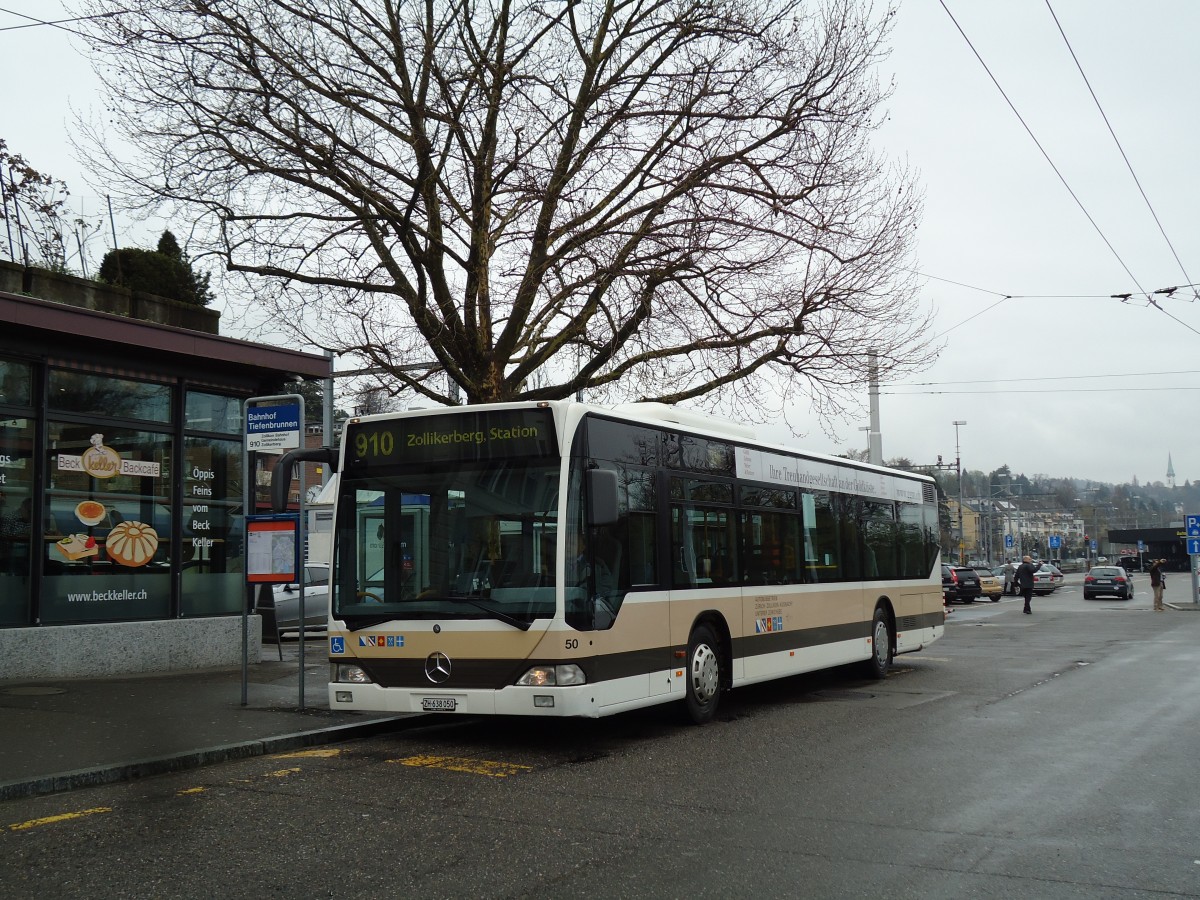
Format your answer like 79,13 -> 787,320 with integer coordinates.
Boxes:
516,664 -> 587,687
332,663 -> 372,684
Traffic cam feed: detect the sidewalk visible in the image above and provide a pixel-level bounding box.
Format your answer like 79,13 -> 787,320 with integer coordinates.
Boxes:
0,639 -> 412,802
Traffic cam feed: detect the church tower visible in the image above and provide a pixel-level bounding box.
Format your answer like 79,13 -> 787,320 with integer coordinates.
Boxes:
1167,452 -> 1176,489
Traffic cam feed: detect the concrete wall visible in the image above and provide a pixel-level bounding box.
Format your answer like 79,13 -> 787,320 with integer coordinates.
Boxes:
0,617 -> 263,680
0,259 -> 220,334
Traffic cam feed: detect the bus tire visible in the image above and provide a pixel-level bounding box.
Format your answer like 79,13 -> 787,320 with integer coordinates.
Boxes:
862,606 -> 892,680
684,623 -> 722,725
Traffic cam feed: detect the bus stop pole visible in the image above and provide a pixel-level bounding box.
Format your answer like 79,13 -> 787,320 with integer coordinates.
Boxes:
240,406 -> 254,707
298,462 -> 305,710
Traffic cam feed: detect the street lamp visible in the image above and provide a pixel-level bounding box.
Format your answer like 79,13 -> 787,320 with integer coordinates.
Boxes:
953,420 -> 967,565
1132,496 -> 1143,570
992,474 -> 1013,560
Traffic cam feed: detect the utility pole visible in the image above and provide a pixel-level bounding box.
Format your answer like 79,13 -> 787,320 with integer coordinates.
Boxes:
866,353 -> 883,465
953,421 -> 967,566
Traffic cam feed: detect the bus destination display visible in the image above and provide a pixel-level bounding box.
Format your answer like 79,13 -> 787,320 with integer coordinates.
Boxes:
347,409 -> 556,470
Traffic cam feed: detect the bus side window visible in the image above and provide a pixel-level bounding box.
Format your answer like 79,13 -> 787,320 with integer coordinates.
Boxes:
803,491 -> 841,583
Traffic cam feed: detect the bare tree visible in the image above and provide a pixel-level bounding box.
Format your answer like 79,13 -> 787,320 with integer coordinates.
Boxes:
1,139 -> 73,271
74,0 -> 937,420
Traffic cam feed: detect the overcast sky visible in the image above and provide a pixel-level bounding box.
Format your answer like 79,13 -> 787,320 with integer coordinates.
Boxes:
2,2 -> 1197,487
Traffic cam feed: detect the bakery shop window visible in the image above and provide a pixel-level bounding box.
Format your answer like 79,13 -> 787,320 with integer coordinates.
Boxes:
181,437 -> 244,616
49,369 -> 171,424
41,424 -> 172,623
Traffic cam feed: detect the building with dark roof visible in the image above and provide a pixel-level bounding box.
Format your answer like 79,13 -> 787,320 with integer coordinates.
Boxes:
0,261 -> 331,679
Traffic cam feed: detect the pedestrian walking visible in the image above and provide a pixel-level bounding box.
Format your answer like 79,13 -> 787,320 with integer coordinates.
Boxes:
1149,558 -> 1166,611
1015,555 -> 1038,614
1002,559 -> 1017,596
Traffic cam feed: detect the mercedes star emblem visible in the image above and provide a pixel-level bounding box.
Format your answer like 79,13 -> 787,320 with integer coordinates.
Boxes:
425,652 -> 452,684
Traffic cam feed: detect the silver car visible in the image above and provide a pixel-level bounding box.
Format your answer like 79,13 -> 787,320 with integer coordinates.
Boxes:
259,563 -> 330,635
1034,563 -> 1064,595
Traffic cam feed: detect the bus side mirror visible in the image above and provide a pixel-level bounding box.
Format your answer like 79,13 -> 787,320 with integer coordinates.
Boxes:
586,469 -> 619,527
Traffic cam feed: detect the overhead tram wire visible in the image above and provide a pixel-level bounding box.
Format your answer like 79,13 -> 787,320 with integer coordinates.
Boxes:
918,268 -> 1200,339
888,367 -> 1200,387
914,269 -> 1166,339
936,1 -> 1152,303
1044,0 -> 1198,302
882,385 -> 1200,397
0,7 -> 118,35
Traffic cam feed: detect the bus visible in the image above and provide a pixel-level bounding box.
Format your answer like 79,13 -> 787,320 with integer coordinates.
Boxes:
326,401 -> 943,723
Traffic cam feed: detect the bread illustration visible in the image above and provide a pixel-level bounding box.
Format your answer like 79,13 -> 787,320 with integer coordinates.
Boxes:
106,521 -> 159,567
56,534 -> 99,562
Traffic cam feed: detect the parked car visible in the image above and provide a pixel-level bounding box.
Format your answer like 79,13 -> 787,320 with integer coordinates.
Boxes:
1083,565 -> 1133,600
257,563 -> 330,635
1118,555 -> 1144,573
974,567 -> 1003,602
1034,563 -> 1064,595
942,564 -> 982,604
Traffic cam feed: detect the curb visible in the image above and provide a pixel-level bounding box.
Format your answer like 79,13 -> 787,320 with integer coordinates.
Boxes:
0,715 -> 414,803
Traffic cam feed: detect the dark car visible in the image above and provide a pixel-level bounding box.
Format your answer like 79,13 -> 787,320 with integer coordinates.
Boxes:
942,564 -> 982,604
1083,565 -> 1133,600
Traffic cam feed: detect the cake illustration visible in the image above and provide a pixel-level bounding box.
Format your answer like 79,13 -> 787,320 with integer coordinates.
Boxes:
106,521 -> 159,567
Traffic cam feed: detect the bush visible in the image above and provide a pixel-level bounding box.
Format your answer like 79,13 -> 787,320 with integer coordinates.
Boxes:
98,230 -> 213,306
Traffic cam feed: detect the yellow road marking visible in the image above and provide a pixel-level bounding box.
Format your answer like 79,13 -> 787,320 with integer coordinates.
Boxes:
263,767 -> 302,778
271,748 -> 342,759
8,807 -> 112,832
390,755 -> 532,778
176,787 -> 206,796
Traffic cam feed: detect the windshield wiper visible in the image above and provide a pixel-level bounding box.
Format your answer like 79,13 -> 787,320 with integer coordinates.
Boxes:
455,598 -> 532,631
343,614 -> 399,632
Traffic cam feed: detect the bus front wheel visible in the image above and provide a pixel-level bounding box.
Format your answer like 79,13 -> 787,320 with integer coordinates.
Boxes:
684,623 -> 722,725
862,606 -> 892,680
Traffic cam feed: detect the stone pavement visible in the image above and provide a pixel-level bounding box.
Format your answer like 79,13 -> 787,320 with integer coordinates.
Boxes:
0,639 -> 411,802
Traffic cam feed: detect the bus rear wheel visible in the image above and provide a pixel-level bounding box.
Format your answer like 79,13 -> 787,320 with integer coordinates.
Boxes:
862,606 -> 892,680
684,623 -> 722,725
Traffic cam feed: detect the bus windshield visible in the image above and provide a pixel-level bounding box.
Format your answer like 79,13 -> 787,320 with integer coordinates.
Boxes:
333,459 -> 561,629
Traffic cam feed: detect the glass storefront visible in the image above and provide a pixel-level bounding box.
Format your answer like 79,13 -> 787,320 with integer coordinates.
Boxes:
2,360 -> 254,627
181,433 -> 244,616
42,422 -> 173,623
0,383 -> 35,625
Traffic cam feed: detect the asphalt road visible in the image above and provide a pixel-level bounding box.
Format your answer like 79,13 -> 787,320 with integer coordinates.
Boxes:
4,583 -> 1200,899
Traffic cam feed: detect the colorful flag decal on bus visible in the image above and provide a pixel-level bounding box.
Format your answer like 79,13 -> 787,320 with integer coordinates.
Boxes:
358,635 -> 406,648
755,616 -> 784,634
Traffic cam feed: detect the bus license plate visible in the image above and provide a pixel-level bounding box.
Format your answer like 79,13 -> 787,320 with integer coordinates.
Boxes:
422,697 -> 456,712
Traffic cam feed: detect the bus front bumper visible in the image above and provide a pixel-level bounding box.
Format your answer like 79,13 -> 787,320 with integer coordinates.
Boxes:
328,681 -> 602,718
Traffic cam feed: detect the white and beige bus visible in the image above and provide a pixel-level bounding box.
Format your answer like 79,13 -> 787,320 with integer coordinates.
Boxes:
327,401 -> 943,723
